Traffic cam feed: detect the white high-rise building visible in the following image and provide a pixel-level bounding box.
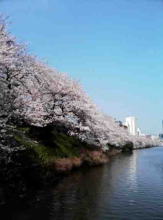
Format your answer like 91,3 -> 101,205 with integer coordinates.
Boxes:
137,128 -> 142,136
125,116 -> 137,136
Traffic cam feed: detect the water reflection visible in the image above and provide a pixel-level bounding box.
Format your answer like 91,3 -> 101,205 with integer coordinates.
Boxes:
127,151 -> 138,192
51,167 -> 106,220
3,146 -> 163,220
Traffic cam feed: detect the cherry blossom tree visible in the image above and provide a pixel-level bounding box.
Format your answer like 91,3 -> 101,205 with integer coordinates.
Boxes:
0,16 -> 160,150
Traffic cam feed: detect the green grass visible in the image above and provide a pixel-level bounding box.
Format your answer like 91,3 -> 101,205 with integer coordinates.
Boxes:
14,133 -> 57,165
14,126 -> 83,166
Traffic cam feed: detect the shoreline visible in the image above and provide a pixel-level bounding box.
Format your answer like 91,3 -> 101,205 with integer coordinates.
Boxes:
0,143 -> 160,206
52,147 -> 122,174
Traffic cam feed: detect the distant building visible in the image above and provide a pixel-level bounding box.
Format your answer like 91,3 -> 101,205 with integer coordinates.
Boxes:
159,120 -> 163,140
125,116 -> 137,136
159,133 -> 163,140
137,128 -> 146,137
137,128 -> 142,136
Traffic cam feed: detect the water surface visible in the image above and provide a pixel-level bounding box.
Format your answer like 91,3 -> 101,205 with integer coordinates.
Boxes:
3,147 -> 163,220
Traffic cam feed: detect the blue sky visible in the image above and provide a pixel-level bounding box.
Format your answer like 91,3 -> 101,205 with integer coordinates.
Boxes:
1,0 -> 163,135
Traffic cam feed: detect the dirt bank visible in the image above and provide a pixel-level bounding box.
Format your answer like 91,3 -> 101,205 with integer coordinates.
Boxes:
52,148 -> 122,173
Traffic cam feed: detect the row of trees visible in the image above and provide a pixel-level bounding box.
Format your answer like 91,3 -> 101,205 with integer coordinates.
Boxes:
0,17 -> 160,150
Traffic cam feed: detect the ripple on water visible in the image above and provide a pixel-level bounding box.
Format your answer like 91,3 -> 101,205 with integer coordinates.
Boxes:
3,146 -> 163,220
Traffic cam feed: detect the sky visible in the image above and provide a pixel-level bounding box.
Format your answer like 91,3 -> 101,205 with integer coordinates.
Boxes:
0,0 -> 163,135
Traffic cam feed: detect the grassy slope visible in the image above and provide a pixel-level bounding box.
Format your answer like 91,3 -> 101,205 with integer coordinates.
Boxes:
13,126 -> 91,166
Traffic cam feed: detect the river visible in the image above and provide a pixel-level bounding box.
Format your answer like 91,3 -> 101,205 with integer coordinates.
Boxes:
2,146 -> 163,220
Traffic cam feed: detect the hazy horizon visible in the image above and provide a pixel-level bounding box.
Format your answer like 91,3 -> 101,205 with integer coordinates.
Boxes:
1,0 -> 163,135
